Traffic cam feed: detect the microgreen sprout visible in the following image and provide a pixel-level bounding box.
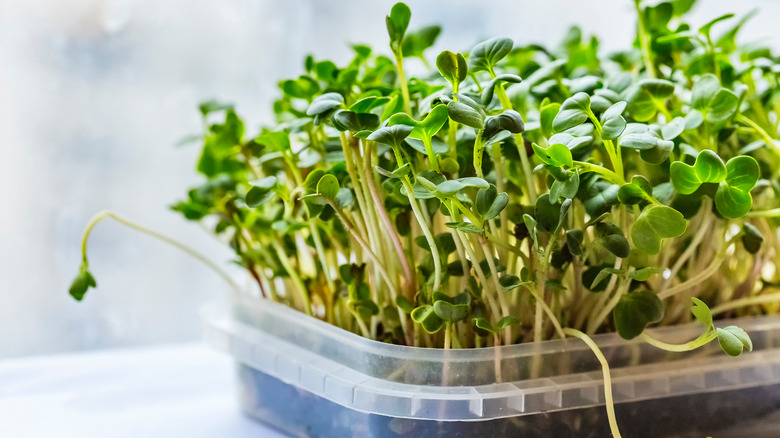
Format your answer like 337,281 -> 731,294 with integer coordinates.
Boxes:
70,2 -> 780,436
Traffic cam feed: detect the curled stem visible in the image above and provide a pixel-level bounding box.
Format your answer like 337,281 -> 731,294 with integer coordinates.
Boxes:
80,210 -> 239,291
564,328 -> 622,438
639,330 -> 717,352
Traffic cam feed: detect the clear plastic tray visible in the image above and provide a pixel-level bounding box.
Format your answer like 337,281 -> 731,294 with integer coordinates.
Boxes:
203,294 -> 780,437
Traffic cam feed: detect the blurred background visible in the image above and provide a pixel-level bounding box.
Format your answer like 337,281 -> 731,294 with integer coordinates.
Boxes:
1,0 -> 777,359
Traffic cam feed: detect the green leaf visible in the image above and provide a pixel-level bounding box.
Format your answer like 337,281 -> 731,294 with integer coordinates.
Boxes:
469,37 -> 513,73
481,73 -> 523,105
601,100 -> 626,122
302,170 -> 326,216
483,110 -> 524,142
402,25 -> 441,58
613,290 -> 665,340
566,229 -> 584,255
436,177 -> 489,196
618,175 -> 653,205
549,132 -> 592,154
367,124 -> 413,149
447,100 -> 484,129
280,76 -> 319,100
717,326 -> 753,356
254,131 -> 290,154
540,102 -> 561,138
601,116 -> 626,140
685,110 -> 704,130
436,50 -> 468,89
314,60 -> 338,82
741,223 -> 763,254
376,163 -> 411,179
596,222 -> 630,258
631,267 -> 661,282
626,79 -> 675,122
483,192 -> 509,221
638,78 -> 676,98
715,184 -> 752,219
433,300 -> 470,322
662,117 -> 686,140
549,170 -> 579,201
691,74 -> 721,110
693,150 -> 729,184
246,176 -> 278,207
553,92 -> 590,132
349,296 -> 380,320
600,101 -> 627,140
199,100 -> 233,116
581,179 -> 620,217
388,104 -> 449,142
618,124 -> 668,150
691,297 -> 714,329
69,267 -> 97,301
349,96 -> 392,113
386,2 -> 412,52
716,10 -> 757,53
690,74 -> 739,123
249,176 -> 277,190
317,174 -> 340,201
395,296 -> 414,314
332,110 -> 380,133
498,274 -> 521,291
472,317 -> 495,335
707,89 -> 739,123
670,149 -> 727,195
475,185 -> 497,217
415,175 -> 439,194
335,188 -> 354,208
591,267 -> 620,289
433,291 -> 471,306
582,265 -> 610,292
645,2 -> 673,32
523,214 -> 539,249
724,155 -> 760,191
535,194 -> 562,233
631,205 -> 687,254
306,92 -> 344,116
445,222 -> 484,234
671,0 -> 696,16
381,93 -> 405,121
699,13 -> 734,39
619,123 -> 674,164
714,156 -> 759,219
532,143 -> 573,168
441,157 -> 459,174
496,315 -> 520,330
411,305 -> 444,333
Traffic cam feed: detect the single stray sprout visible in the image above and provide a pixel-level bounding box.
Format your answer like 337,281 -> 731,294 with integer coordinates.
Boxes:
71,2 -> 780,436
640,298 -> 753,357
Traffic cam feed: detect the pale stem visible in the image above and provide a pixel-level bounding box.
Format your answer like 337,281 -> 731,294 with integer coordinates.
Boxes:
80,210 -> 239,292
563,328 -> 623,438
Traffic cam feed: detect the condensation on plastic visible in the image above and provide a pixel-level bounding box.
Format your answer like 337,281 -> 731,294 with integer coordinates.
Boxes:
203,294 -> 780,422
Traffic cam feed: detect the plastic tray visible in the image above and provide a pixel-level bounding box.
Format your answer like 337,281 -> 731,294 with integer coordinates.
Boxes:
203,294 -> 780,437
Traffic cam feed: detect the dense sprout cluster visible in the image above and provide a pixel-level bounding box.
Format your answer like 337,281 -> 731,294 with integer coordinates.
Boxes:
73,1 -> 778,357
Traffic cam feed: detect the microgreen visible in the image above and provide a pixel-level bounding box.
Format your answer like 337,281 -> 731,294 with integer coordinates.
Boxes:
613,290 -> 664,340
71,4 -> 779,430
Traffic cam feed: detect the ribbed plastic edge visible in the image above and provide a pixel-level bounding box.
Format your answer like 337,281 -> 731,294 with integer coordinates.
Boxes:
203,304 -> 780,421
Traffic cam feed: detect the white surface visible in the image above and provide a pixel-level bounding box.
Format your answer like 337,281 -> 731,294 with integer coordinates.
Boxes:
0,343 -> 286,438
